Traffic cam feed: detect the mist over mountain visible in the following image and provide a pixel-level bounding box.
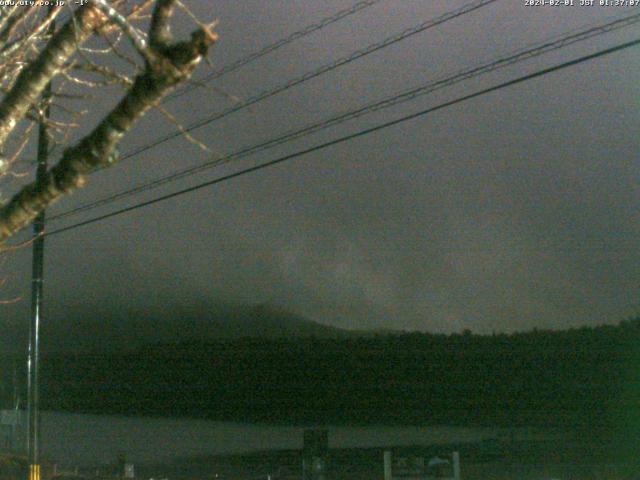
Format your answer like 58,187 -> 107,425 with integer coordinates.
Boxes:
1,303 -> 364,355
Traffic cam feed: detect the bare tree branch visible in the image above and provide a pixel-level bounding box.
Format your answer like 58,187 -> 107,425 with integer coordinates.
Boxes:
0,1 -> 217,242
91,0 -> 154,63
0,5 -> 38,46
150,0 -> 175,48
155,103 -> 210,153
0,5 -> 105,151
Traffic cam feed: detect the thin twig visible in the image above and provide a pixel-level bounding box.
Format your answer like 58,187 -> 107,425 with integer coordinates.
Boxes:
155,103 -> 211,153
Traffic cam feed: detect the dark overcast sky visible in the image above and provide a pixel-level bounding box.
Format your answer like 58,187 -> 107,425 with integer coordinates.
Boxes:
1,0 -> 639,341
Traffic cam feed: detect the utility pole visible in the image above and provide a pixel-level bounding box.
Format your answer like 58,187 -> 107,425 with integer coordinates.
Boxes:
27,53 -> 52,480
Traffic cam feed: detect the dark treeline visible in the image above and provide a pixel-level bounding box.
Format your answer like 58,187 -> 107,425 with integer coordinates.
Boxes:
2,319 -> 639,433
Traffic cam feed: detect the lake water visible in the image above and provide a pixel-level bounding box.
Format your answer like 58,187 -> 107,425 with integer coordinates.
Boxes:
9,411 -> 549,466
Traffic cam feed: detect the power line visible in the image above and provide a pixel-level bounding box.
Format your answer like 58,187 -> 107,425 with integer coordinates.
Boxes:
45,37 -> 640,238
58,0 -> 381,75
47,12 -> 640,223
169,0 -> 383,101
117,0 -> 500,162
31,1 -> 381,157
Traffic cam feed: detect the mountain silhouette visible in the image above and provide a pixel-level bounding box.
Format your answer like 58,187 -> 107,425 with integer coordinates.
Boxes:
14,302 -> 355,355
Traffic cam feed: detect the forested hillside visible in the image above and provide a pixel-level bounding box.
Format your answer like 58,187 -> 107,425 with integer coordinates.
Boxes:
2,319 -> 639,435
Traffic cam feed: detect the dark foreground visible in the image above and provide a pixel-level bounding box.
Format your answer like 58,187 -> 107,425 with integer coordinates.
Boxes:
4,433 -> 639,480
137,435 -> 639,480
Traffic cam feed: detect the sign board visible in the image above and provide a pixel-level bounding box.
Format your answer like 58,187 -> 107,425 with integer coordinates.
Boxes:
0,411 -> 18,426
384,450 -> 460,480
123,463 -> 134,478
302,429 -> 328,480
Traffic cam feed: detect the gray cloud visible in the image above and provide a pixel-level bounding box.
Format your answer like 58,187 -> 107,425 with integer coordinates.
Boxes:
1,1 -> 638,346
